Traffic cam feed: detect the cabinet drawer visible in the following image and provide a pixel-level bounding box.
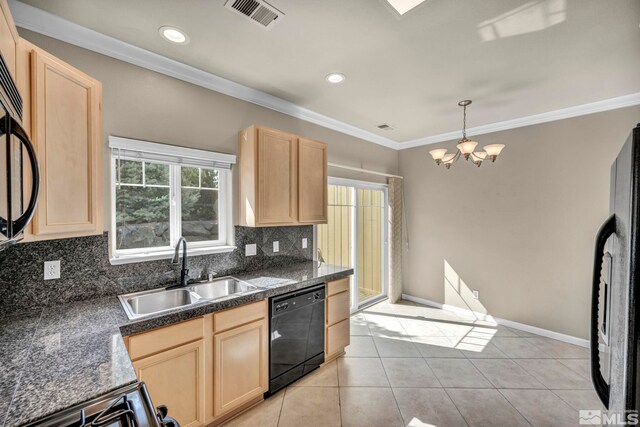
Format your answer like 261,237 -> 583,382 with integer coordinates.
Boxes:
214,300 -> 267,333
327,291 -> 350,326
327,277 -> 349,296
326,318 -> 350,357
128,317 -> 204,360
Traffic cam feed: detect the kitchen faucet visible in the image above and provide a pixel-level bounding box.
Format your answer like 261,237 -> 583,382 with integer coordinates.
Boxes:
171,237 -> 189,287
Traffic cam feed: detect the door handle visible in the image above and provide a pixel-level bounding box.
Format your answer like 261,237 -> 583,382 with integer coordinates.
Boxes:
9,117 -> 40,234
591,214 -> 616,409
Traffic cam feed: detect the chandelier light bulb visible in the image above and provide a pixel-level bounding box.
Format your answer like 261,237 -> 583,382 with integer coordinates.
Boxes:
442,153 -> 456,169
483,144 -> 506,161
471,151 -> 487,166
429,148 -> 448,164
457,139 -> 478,159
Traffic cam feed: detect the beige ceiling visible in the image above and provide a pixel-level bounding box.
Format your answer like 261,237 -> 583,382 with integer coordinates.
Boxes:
18,0 -> 640,142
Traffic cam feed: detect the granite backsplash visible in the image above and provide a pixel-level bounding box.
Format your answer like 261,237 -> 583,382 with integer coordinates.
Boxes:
0,225 -> 313,312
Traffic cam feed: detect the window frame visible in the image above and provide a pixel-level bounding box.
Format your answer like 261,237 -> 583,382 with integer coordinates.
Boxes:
108,139 -> 235,265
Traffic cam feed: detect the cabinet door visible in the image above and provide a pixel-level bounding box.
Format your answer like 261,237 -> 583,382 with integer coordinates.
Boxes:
257,127 -> 297,225
30,48 -> 103,238
0,0 -> 18,79
298,138 -> 327,224
133,340 -> 206,427
213,318 -> 268,417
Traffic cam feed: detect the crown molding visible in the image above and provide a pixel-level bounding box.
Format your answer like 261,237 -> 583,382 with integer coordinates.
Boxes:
9,0 -> 640,153
399,92 -> 640,149
8,0 -> 398,149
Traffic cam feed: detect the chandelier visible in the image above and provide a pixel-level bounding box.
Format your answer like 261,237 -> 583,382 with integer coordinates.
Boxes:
429,100 -> 505,169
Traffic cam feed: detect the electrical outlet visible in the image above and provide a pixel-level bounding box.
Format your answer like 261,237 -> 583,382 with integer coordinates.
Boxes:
245,244 -> 257,256
44,260 -> 61,280
472,290 -> 480,299
302,238 -> 308,249
273,241 -> 280,253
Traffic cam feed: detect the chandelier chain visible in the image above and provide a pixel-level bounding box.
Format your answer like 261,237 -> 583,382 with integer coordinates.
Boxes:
462,104 -> 467,139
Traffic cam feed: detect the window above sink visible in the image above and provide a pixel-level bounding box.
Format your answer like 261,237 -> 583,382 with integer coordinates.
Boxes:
108,136 -> 236,264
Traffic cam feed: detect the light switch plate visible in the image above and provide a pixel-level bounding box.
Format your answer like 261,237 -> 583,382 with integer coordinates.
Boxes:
273,241 -> 279,253
245,244 -> 257,256
44,260 -> 61,280
472,290 -> 480,299
302,238 -> 308,249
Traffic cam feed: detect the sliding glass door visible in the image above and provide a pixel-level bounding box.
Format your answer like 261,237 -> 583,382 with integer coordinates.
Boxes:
317,178 -> 388,310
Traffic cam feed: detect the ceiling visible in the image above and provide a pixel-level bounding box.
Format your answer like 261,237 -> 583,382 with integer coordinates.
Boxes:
16,0 -> 640,145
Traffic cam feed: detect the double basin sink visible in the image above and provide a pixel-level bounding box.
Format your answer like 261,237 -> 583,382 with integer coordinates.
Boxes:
119,277 -> 258,320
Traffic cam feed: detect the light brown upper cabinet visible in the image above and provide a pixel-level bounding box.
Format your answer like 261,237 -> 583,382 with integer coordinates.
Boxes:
29,47 -> 103,239
0,0 -> 18,80
238,125 -> 328,227
298,137 -> 328,224
256,126 -> 298,225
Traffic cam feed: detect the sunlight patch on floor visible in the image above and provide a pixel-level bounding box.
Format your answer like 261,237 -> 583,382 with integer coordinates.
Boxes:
407,417 -> 438,427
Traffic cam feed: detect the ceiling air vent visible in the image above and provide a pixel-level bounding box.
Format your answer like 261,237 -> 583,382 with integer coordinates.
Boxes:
224,0 -> 285,30
377,123 -> 394,130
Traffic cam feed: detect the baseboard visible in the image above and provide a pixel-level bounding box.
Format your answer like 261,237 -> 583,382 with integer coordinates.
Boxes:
401,293 -> 590,348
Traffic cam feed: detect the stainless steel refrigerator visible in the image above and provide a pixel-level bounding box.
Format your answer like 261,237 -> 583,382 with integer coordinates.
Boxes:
592,123 -> 640,413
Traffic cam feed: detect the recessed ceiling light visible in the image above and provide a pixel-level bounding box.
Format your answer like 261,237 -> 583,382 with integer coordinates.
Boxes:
159,26 -> 189,44
385,0 -> 427,15
325,73 -> 346,84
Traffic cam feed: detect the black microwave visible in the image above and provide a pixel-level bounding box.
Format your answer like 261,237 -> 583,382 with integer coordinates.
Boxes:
0,52 -> 39,251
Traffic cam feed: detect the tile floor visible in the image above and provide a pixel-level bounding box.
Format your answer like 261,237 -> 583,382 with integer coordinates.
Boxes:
223,299 -> 601,427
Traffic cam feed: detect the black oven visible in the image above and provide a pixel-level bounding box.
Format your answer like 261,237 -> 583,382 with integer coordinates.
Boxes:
0,52 -> 39,251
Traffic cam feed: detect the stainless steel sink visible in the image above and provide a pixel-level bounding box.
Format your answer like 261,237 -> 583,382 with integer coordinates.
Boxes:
120,289 -> 200,320
118,277 -> 258,320
187,277 -> 256,300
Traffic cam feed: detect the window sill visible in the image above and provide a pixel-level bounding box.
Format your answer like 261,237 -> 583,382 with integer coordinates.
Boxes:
109,245 -> 237,265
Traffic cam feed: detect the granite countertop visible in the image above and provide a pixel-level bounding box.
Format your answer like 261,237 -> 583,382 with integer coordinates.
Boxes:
0,261 -> 353,427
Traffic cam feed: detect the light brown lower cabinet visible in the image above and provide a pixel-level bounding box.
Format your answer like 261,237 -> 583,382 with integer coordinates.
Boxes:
132,340 -> 206,427
125,301 -> 268,427
326,318 -> 350,358
325,277 -> 351,362
213,318 -> 268,417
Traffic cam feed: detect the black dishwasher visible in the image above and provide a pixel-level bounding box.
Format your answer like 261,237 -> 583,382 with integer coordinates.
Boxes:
268,284 -> 326,394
